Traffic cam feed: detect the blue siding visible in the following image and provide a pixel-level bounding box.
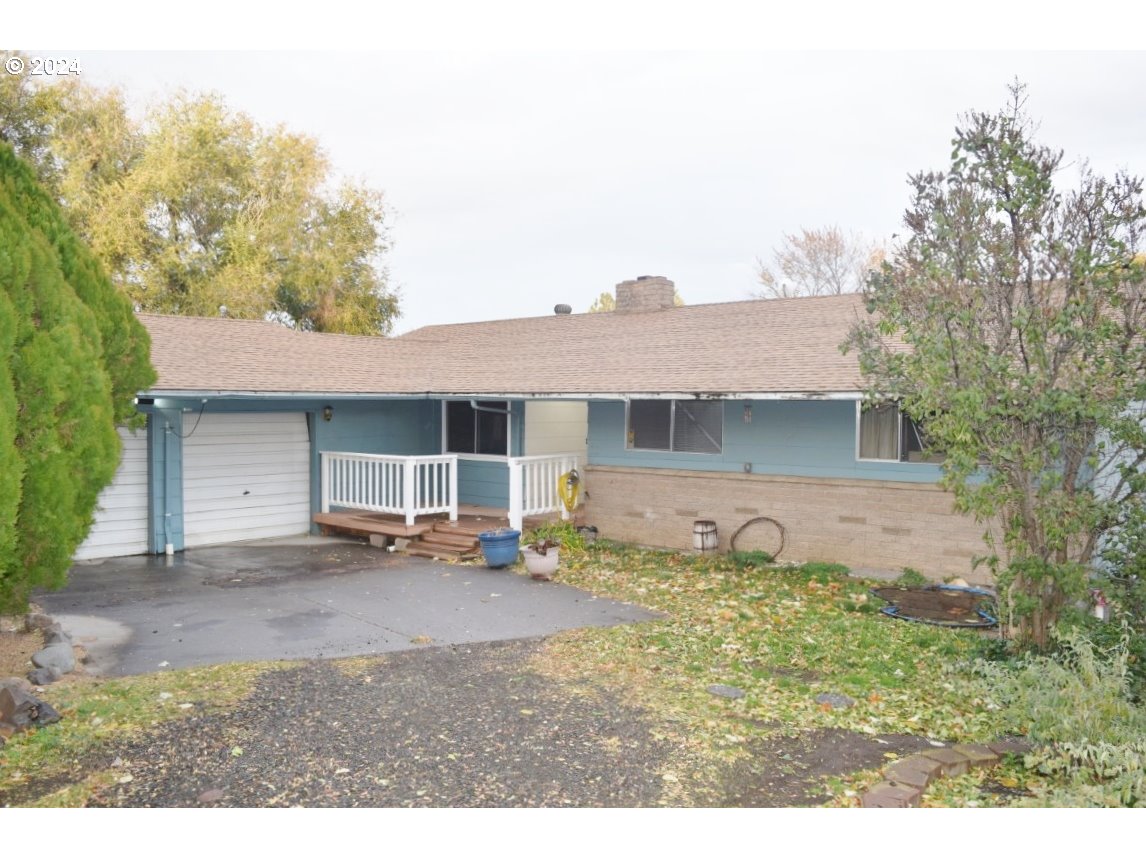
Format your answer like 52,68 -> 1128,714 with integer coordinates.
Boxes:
311,400 -> 439,520
587,399 -> 944,484
457,459 -> 510,507
141,396 -> 517,536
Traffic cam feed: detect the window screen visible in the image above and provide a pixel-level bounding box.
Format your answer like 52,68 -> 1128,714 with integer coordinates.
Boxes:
628,400 -> 671,450
446,400 -> 509,455
627,400 -> 722,454
673,401 -> 722,454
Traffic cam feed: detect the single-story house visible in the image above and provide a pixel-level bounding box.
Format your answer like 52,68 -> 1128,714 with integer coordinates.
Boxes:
76,275 -> 989,580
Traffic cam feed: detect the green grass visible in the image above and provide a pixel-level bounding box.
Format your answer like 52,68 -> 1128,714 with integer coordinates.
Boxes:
0,660 -> 284,806
531,543 -> 1008,803
3,541 -> 1035,807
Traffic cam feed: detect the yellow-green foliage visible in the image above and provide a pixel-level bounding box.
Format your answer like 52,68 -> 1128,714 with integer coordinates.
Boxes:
0,144 -> 155,611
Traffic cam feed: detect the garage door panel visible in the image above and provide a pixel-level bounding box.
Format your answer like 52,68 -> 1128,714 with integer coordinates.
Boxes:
74,427 -> 150,560
183,412 -> 311,548
184,475 -> 309,499
186,456 -> 310,480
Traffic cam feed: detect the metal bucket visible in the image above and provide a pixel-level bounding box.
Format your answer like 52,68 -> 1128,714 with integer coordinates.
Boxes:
693,520 -> 718,553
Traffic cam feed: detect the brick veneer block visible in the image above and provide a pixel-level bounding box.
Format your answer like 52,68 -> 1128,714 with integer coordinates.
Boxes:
885,756 -> 944,789
861,781 -> 922,808
952,743 -> 999,767
988,738 -> 1033,757
921,747 -> 971,777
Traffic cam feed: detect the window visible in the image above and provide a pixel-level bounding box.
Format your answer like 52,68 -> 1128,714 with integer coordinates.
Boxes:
627,399 -> 722,454
445,400 -> 509,456
857,402 -> 942,463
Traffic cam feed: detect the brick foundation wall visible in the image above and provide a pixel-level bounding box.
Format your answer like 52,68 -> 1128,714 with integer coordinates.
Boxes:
580,465 -> 994,583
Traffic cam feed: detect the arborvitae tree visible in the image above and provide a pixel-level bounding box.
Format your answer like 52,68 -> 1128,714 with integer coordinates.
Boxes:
0,144 -> 155,611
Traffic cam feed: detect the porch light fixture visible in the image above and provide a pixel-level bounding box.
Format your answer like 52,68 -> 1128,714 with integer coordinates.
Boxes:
322,405 -> 334,422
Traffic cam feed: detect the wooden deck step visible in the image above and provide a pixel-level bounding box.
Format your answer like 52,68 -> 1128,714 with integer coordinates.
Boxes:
314,512 -> 434,539
403,543 -> 478,561
433,518 -> 511,538
422,529 -> 482,550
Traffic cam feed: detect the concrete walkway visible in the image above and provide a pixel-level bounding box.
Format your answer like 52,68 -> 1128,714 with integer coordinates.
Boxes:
39,537 -> 658,677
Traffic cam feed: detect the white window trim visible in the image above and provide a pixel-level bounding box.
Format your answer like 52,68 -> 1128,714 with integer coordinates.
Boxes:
855,401 -> 904,463
624,399 -> 724,455
441,400 -> 512,460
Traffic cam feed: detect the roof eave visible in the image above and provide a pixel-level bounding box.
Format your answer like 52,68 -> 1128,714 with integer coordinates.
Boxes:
140,389 -> 863,402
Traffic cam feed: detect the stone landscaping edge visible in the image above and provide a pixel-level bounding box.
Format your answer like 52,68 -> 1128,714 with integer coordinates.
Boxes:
1,607 -> 88,747
861,738 -> 1033,807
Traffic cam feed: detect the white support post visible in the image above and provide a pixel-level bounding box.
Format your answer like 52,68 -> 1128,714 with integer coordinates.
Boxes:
403,457 -> 416,526
448,457 -> 459,522
508,458 -> 523,532
320,452 -> 331,513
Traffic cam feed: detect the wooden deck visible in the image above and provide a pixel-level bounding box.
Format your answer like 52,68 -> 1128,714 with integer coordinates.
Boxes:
314,505 -> 557,544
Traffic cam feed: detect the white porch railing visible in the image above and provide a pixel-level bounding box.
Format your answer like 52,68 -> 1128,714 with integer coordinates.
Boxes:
320,452 -> 458,526
507,453 -> 581,532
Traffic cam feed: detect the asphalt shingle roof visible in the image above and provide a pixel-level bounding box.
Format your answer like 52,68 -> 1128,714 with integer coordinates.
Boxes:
139,293 -> 871,397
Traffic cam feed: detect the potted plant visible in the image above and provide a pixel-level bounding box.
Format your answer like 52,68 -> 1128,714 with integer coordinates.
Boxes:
477,528 -> 521,569
521,537 -> 559,580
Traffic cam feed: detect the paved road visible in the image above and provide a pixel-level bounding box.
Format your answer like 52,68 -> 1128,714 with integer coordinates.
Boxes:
40,538 -> 658,676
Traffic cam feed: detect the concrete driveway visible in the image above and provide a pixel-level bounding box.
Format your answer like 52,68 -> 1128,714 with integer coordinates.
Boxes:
39,537 -> 658,677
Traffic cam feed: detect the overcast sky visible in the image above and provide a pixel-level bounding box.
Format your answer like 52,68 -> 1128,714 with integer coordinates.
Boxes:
24,36 -> 1146,334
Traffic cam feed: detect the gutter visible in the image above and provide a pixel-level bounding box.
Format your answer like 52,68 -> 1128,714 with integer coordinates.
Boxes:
139,390 -> 866,402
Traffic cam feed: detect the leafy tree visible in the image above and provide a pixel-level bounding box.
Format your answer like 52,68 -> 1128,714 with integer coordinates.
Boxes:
0,58 -> 397,335
755,225 -> 884,298
0,143 -> 156,612
846,84 -> 1146,649
0,54 -> 69,184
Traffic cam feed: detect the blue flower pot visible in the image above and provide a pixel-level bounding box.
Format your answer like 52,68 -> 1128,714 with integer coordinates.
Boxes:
478,529 -> 521,569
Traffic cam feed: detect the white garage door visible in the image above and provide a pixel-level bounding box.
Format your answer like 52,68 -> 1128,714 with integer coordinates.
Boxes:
183,412 -> 311,547
75,426 -> 150,560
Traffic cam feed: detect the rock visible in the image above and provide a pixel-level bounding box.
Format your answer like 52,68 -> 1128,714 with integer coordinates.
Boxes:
31,642 -> 76,675
198,788 -> 226,803
24,613 -> 56,633
28,666 -> 63,686
73,644 -> 89,664
32,698 -> 60,726
1,676 -> 34,696
0,685 -> 61,730
706,684 -> 746,700
815,692 -> 855,710
44,628 -> 72,647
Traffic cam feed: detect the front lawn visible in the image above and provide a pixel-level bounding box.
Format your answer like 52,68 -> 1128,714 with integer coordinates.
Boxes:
6,534 -> 1140,806
532,540 -> 1013,804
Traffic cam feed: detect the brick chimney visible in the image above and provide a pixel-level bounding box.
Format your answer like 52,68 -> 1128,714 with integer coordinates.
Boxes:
615,275 -> 676,313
